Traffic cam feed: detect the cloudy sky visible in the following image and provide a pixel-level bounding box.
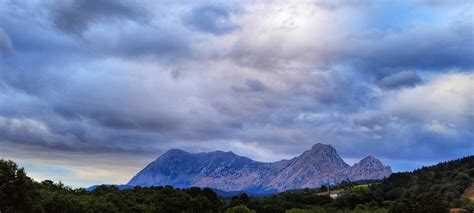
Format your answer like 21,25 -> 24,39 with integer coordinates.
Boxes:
0,0 -> 472,187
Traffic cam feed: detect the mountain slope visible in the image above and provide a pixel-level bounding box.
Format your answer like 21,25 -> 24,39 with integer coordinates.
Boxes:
269,143 -> 350,191
128,143 -> 392,192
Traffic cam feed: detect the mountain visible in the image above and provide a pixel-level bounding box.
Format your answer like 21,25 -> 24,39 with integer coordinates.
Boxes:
127,143 -> 391,193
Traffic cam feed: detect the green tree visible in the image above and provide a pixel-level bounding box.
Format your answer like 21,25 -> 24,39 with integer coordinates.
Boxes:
0,159 -> 37,212
225,205 -> 255,213
319,185 -> 328,193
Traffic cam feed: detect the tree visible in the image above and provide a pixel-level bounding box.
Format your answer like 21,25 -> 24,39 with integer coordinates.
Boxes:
230,193 -> 251,207
225,205 -> 255,213
202,187 -> 222,210
320,185 -> 328,193
0,159 -> 37,212
239,193 -> 250,204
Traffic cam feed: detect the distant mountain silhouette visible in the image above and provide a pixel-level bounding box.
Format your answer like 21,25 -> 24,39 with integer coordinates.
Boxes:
128,143 -> 391,193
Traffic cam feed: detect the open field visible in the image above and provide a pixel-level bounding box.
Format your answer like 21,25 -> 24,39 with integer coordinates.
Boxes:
316,189 -> 344,196
354,184 -> 369,189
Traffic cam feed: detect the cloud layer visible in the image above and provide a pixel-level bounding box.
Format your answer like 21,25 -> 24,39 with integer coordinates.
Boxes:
0,0 -> 472,187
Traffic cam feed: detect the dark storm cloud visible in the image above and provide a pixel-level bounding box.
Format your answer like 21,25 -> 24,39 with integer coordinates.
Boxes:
50,0 -> 147,36
98,27 -> 191,61
0,87 -> 167,156
53,103 -> 183,133
170,67 -> 184,81
0,62 -> 71,96
232,79 -> 267,93
245,79 -> 266,92
47,0 -> 191,62
183,5 -> 239,35
378,71 -> 422,89
351,5 -> 473,75
0,4 -> 188,99
353,28 -> 473,75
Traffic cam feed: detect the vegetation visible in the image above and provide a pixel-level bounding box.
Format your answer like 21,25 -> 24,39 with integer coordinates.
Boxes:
0,159 -> 221,213
0,156 -> 472,212
246,156 -> 474,213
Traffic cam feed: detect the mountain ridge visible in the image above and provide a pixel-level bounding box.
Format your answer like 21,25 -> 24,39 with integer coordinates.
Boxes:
127,143 -> 392,193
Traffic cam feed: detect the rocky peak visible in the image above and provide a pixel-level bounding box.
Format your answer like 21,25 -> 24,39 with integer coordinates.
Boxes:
157,149 -> 190,160
162,149 -> 188,156
356,155 -> 388,169
308,143 -> 338,156
159,149 -> 241,162
206,150 -> 238,157
337,155 -> 392,181
298,143 -> 349,169
359,155 -> 379,164
310,143 -> 333,151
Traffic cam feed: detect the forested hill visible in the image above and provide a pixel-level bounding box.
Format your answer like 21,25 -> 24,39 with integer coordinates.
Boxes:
246,155 -> 474,212
0,156 -> 473,212
375,155 -> 474,212
339,155 -> 474,212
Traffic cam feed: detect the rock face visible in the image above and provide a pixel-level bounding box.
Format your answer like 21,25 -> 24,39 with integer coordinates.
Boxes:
336,156 -> 392,181
128,143 -> 391,193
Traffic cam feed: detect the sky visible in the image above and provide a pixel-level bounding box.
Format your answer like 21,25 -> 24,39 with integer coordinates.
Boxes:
0,0 -> 472,187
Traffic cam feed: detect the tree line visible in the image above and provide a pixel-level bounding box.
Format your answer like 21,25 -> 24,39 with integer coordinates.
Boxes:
0,155 -> 472,212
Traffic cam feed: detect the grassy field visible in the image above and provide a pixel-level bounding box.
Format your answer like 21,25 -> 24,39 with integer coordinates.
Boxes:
354,184 -> 369,189
315,189 -> 344,196
314,184 -> 369,196
463,180 -> 474,201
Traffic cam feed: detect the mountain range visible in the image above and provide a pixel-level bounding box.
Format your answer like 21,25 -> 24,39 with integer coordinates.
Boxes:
127,143 -> 391,193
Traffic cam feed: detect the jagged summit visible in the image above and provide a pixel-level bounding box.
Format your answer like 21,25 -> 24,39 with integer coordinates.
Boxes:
359,155 -> 382,165
338,155 -> 392,181
162,148 -> 188,156
309,143 -> 340,155
299,143 -> 348,167
308,143 -> 340,157
163,149 -> 239,157
311,143 -> 332,150
357,155 -> 391,170
360,155 -> 377,161
128,143 -> 391,193
205,150 -> 238,156
300,143 -> 349,170
159,149 -> 242,162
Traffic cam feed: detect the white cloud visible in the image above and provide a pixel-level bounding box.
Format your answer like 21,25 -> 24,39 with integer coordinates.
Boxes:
386,72 -> 474,126
424,120 -> 457,136
230,140 -> 293,162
